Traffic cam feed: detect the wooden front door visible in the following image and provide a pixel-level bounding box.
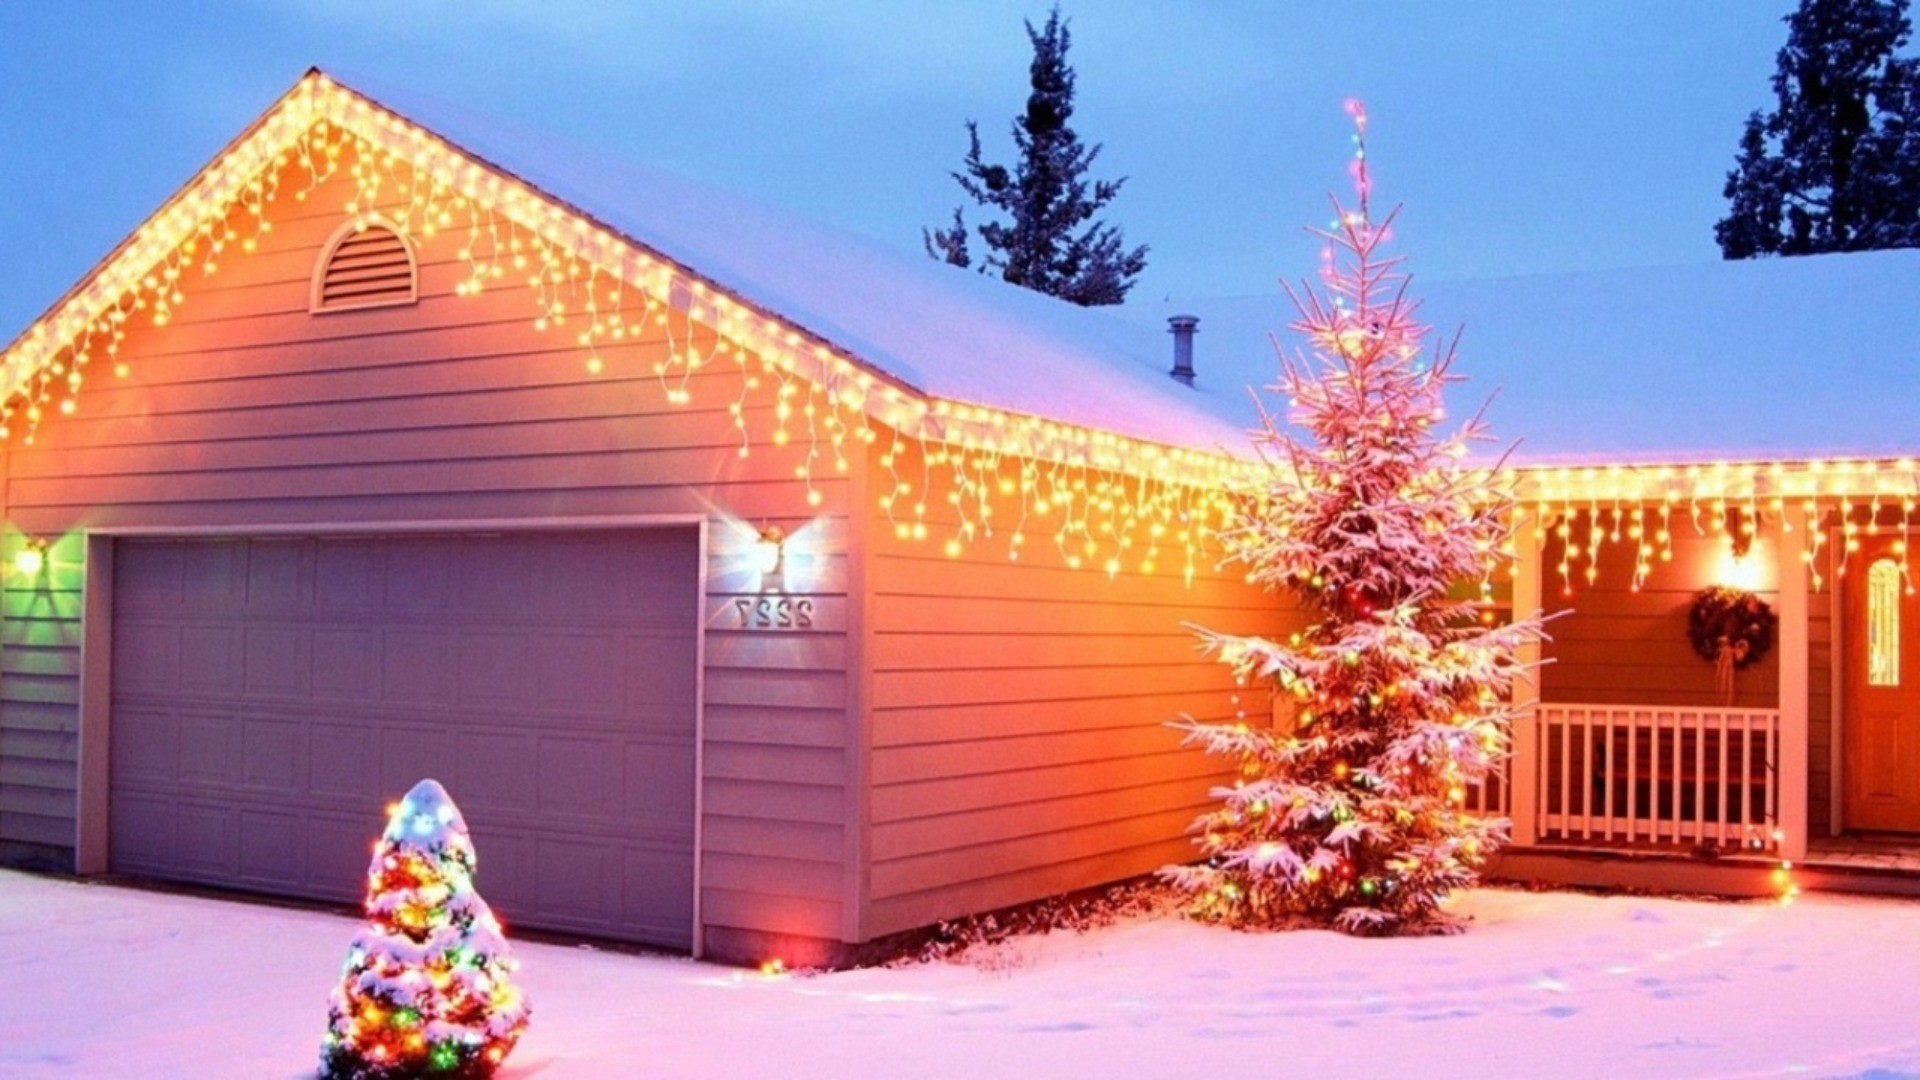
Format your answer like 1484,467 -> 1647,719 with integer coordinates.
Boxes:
1844,534 -> 1920,832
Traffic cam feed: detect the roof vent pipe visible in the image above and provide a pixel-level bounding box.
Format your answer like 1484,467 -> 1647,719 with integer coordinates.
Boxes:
1167,314 -> 1199,386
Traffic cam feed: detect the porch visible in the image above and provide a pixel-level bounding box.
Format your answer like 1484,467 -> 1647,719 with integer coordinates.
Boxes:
1478,484 -> 1920,899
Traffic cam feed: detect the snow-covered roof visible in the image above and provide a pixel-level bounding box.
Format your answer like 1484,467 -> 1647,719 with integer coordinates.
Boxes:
1125,251 -> 1920,468
369,74 -> 1920,469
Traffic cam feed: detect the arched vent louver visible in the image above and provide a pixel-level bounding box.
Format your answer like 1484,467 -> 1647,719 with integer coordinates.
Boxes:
311,217 -> 418,313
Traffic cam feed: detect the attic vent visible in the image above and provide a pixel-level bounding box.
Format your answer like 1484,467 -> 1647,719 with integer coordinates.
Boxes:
311,218 -> 418,313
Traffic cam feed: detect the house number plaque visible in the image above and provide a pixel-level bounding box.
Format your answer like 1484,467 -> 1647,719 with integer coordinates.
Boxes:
734,595 -> 815,630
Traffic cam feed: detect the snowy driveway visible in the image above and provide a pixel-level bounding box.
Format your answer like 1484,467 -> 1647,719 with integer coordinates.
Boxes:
3,869 -> 1918,1079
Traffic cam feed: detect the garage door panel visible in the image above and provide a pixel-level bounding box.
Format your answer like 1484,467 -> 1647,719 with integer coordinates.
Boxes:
624,847 -> 695,947
625,741 -> 696,820
534,837 -> 616,925
457,631 -> 540,709
309,722 -> 376,797
312,629 -> 377,700
305,814 -> 373,898
111,530 -> 701,948
623,634 -> 699,711
381,629 -> 453,701
240,717 -> 302,789
115,544 -> 182,612
383,539 -> 455,613
177,714 -> 241,786
379,725 -> 449,793
457,732 -> 538,812
314,540 -> 381,612
533,736 -> 615,816
244,540 -> 308,613
180,626 -> 239,691
112,709 -> 178,783
175,803 -> 237,876
238,809 -> 301,883
114,624 -> 181,692
537,633 -> 623,713
112,793 -> 175,871
243,626 -> 311,696
179,541 -> 244,613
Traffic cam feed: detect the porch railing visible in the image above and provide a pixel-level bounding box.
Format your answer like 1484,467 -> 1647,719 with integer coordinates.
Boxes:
1530,703 -> 1781,852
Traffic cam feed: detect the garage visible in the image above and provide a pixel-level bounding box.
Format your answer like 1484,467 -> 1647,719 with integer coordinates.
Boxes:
106,528 -> 702,949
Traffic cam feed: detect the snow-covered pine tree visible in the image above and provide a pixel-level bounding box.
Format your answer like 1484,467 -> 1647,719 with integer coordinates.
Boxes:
321,779 -> 530,1079
1163,103 -> 1545,936
1718,0 -> 1920,257
923,5 -> 1147,305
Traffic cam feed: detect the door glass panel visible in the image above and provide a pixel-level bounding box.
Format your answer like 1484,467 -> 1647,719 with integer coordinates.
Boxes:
1868,558 -> 1901,687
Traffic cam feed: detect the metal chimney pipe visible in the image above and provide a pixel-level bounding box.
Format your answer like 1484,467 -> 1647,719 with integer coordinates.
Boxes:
1168,314 -> 1198,385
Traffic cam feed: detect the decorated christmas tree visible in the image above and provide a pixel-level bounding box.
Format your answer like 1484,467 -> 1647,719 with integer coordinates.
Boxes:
321,779 -> 530,1079
1164,103 -> 1545,935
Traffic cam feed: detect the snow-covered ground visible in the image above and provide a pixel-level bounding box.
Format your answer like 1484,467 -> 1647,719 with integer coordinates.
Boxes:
3,869 -> 1917,1079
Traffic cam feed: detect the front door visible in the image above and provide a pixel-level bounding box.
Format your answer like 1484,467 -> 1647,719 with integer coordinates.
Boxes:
1844,533 -> 1920,832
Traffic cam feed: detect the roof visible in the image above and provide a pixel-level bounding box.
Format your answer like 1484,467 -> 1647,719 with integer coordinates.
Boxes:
1122,251 -> 1920,468
363,75 -> 1920,471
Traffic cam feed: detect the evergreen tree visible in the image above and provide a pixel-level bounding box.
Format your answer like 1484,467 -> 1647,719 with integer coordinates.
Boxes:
924,6 -> 1148,305
1718,0 -> 1920,257
321,779 -> 530,1079
1162,105 -> 1545,936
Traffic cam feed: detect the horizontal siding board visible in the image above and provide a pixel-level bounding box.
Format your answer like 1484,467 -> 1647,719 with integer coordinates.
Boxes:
704,779 -> 844,826
873,689 -> 1241,748
0,729 -> 77,764
873,631 -> 1209,672
702,816 -> 843,863
703,851 -> 841,901
0,810 -> 73,847
699,886 -> 840,939
872,594 -> 1281,636
873,725 -> 1192,786
705,743 -> 845,787
1,755 -> 76,789
0,674 -> 78,707
702,704 -> 846,750
0,784 -> 79,818
871,806 -> 1201,899
873,663 -> 1234,711
9,449 -> 852,509
871,776 -> 1211,863
872,752 -> 1229,825
704,668 -> 846,711
0,702 -> 79,733
864,837 -> 1193,940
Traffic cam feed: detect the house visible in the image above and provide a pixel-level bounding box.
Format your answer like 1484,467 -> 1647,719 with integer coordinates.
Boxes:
3,71 -> 1915,969
0,71 -> 1291,966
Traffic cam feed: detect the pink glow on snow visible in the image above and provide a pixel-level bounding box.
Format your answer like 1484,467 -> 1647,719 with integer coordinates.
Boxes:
3,870 -> 1918,1078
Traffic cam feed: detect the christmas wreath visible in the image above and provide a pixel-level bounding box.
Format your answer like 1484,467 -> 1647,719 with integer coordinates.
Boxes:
1687,586 -> 1776,670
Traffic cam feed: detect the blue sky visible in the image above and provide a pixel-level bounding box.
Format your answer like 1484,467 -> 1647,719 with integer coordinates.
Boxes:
1,2 -> 1794,335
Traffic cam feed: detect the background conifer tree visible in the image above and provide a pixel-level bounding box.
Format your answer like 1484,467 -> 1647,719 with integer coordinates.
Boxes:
924,6 -> 1148,305
1719,0 -> 1920,257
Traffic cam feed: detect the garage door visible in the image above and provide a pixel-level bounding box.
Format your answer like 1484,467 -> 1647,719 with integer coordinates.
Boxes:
108,529 -> 701,949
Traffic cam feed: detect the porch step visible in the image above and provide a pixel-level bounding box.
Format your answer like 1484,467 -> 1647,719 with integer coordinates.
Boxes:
1490,845 -> 1920,901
